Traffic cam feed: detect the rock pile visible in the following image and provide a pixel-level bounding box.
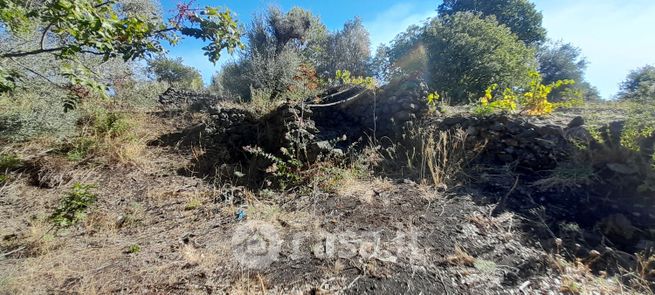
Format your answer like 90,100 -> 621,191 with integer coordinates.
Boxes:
196,103 -> 339,177
159,87 -> 223,111
435,113 -> 655,253
438,114 -> 573,172
311,78 -> 431,139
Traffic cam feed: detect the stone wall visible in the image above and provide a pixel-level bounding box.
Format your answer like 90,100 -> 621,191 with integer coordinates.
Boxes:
310,78 -> 431,139
159,87 -> 224,111
438,115 -> 574,172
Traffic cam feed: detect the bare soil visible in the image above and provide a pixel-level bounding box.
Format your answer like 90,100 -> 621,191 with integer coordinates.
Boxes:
0,110 -> 643,294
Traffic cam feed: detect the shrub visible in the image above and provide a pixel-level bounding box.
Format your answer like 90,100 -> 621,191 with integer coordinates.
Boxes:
618,65 -> 655,101
64,106 -> 148,165
147,57 -> 204,91
91,110 -> 131,139
424,12 -> 537,103
475,71 -> 579,116
244,145 -> 303,190
65,137 -> 95,161
0,152 -> 21,170
49,183 -> 97,228
127,244 -> 141,254
333,70 -> 377,89
0,87 -> 78,141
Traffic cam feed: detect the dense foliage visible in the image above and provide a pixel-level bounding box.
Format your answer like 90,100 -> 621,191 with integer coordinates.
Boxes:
437,0 -> 547,45
147,56 -> 203,90
0,0 -> 242,96
374,24 -> 427,82
424,13 -> 537,104
537,42 -> 599,101
320,17 -> 371,77
210,7 -> 372,102
618,65 -> 655,101
210,7 -> 326,101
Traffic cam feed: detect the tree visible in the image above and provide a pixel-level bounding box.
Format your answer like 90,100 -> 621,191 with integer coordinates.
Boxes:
370,44 -> 391,82
537,41 -> 599,101
424,12 -> 537,104
147,57 -> 203,90
320,17 -> 371,77
213,7 -> 327,101
618,65 -> 655,101
0,0 -> 242,96
437,0 -> 547,45
369,24 -> 430,83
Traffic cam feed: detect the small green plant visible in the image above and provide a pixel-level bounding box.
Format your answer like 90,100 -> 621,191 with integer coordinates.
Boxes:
244,145 -> 303,189
587,126 -> 604,144
475,71 -> 579,116
127,244 -> 141,254
426,91 -> 441,113
65,137 -> 96,161
92,110 -> 131,138
621,124 -> 655,152
0,174 -> 7,184
49,183 -> 97,228
184,198 -> 202,210
0,152 -> 21,170
427,91 -> 440,106
335,70 -> 377,90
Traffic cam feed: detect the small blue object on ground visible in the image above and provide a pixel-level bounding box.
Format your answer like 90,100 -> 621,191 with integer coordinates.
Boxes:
236,208 -> 246,221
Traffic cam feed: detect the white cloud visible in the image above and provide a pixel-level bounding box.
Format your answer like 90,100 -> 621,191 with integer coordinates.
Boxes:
535,0 -> 655,98
364,3 -> 437,49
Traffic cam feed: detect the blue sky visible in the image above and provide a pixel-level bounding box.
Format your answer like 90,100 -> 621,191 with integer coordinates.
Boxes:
163,0 -> 655,99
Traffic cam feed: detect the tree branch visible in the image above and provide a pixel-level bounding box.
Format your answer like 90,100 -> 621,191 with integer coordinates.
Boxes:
40,23 -> 54,51
306,89 -> 371,108
1,47 -> 65,58
8,57 -> 64,89
94,1 -> 113,8
154,27 -> 177,35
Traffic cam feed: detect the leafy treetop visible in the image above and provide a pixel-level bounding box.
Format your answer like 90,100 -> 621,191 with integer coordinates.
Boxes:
438,0 -> 547,45
0,0 -> 242,94
424,12 -> 537,104
618,65 -> 655,101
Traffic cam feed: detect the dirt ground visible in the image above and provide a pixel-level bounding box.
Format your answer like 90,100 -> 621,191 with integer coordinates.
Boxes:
0,110 -> 645,294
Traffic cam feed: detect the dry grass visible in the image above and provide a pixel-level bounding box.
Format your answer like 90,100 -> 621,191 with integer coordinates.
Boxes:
378,127 -> 482,188
552,257 -> 631,295
94,112 -> 153,167
419,129 -> 470,187
333,177 -> 393,203
447,245 -> 475,266
0,246 -> 121,294
532,163 -> 598,192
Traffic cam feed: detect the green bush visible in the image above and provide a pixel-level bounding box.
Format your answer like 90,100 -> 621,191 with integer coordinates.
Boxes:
244,145 -> 303,190
0,88 -> 78,141
92,111 -> 131,138
127,244 -> 141,254
0,152 -> 21,170
49,183 -> 97,228
65,137 -> 96,161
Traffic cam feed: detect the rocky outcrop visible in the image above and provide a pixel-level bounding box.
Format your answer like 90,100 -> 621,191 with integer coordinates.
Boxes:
311,78 -> 431,140
159,87 -> 224,111
438,115 -> 573,172
434,113 -> 655,253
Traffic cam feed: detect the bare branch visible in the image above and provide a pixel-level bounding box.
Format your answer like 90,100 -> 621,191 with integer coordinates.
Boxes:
1,47 -> 65,58
40,23 -> 54,50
